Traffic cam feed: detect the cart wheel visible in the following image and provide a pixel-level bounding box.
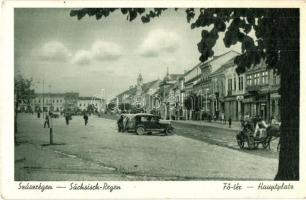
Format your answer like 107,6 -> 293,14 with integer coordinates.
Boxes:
237,139 -> 245,149
262,141 -> 269,149
247,137 -> 255,149
136,127 -> 145,135
262,136 -> 271,149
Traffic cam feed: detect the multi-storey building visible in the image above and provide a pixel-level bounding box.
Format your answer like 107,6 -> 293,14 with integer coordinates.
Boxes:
200,50 -> 241,119
114,74 -> 161,113
21,92 -> 106,113
31,93 -> 66,112
243,60 -> 280,121
223,58 -> 246,121
143,79 -> 161,113
157,71 -> 182,119
77,96 -> 105,112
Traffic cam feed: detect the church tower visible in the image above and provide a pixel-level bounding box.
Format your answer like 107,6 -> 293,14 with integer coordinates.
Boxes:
137,73 -> 143,87
135,73 -> 143,107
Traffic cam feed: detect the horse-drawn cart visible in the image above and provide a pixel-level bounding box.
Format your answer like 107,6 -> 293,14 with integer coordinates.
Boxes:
236,124 -> 280,150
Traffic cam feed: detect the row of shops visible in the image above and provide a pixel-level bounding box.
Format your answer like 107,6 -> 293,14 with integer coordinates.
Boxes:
114,51 -> 281,122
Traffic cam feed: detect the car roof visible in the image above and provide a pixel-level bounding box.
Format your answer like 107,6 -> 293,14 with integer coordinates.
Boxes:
134,113 -> 153,116
121,113 -> 160,118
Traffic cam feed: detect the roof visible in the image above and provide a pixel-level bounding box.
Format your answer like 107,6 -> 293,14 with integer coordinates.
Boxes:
210,57 -> 236,77
183,62 -> 202,76
78,96 -> 102,100
142,79 -> 160,93
183,50 -> 240,77
35,93 -> 65,97
201,50 -> 240,68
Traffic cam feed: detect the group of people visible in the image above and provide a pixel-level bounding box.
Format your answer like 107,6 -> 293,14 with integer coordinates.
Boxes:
40,111 -> 90,128
241,115 -> 280,138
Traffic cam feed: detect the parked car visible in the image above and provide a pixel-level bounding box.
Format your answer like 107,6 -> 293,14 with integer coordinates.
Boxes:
119,113 -> 174,135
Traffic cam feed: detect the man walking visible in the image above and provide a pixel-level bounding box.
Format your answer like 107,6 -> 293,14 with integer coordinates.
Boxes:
83,113 -> 89,126
44,112 -> 50,128
65,113 -> 70,125
228,117 -> 232,128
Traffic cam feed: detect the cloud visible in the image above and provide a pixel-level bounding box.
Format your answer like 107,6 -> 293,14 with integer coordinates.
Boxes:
138,29 -> 180,57
91,41 -> 122,61
39,41 -> 71,61
71,50 -> 92,65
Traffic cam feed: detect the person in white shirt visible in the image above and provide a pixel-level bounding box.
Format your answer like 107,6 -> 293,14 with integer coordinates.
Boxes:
254,117 -> 268,138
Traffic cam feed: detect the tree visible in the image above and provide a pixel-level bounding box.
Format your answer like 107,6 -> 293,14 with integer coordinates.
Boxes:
14,74 -> 35,141
87,103 -> 97,113
71,8 -> 299,180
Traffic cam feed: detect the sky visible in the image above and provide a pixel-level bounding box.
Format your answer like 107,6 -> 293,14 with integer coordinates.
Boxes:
15,8 -> 241,100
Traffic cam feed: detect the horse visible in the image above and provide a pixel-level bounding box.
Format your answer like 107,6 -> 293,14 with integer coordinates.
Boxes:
265,125 -> 281,150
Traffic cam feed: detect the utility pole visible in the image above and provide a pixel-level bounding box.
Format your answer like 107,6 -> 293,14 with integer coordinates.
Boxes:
42,79 -> 45,119
49,84 -> 53,145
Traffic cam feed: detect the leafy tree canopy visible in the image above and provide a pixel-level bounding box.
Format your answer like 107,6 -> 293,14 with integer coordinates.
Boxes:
14,74 -> 35,105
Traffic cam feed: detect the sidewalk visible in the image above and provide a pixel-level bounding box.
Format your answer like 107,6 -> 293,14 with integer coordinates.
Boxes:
173,119 -> 241,131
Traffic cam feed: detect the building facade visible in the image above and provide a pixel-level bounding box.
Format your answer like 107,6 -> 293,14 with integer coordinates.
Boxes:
20,92 -> 106,113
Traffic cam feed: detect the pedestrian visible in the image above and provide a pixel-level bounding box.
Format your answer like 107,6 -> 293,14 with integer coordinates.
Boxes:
44,112 -> 50,128
65,113 -> 70,125
221,113 -> 225,124
83,113 -> 89,126
228,117 -> 232,128
117,115 -> 124,132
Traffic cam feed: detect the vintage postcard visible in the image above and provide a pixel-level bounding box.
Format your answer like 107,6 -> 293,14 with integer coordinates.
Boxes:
0,0 -> 306,199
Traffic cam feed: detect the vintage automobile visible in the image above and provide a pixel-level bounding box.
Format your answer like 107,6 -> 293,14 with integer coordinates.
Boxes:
120,113 -> 174,135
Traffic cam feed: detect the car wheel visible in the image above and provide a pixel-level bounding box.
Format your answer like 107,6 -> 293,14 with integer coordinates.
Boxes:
136,127 -> 145,135
165,127 -> 173,135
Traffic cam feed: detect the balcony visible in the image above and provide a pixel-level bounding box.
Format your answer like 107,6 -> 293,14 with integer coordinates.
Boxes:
246,84 -> 264,92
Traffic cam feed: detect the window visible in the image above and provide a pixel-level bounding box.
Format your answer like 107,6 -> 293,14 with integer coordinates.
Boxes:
57,100 -> 59,103
262,71 -> 268,85
53,100 -> 55,103
228,79 -> 232,91
239,76 -> 244,90
79,104 -> 81,107
233,77 -> 236,91
140,116 -> 149,122
247,75 -> 252,86
273,74 -> 277,85
38,99 -> 41,103
254,73 -> 260,85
